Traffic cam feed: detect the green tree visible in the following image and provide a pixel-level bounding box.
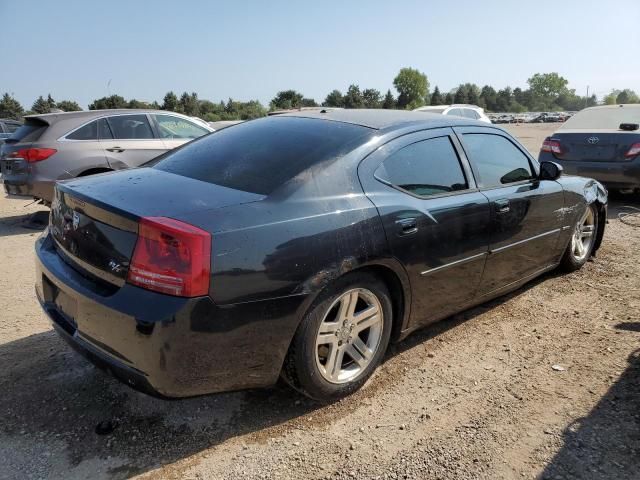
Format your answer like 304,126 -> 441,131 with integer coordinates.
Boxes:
178,92 -> 200,116
323,90 -> 344,107
495,87 -> 513,111
480,85 -> 497,111
32,96 -> 51,114
453,85 -> 468,104
56,100 -> 82,111
527,72 -> 569,110
430,86 -> 443,106
270,90 -> 304,110
382,89 -> 396,109
0,93 -> 24,119
301,98 -> 318,107
444,92 -> 454,105
162,91 -> 178,111
393,67 -> 429,109
362,88 -> 382,108
46,94 -> 56,111
89,95 -> 128,110
616,89 -> 639,104
343,84 -> 364,109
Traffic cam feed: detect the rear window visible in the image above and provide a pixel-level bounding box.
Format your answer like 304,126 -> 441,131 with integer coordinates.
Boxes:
6,119 -> 47,144
151,117 -> 373,195
560,106 -> 640,130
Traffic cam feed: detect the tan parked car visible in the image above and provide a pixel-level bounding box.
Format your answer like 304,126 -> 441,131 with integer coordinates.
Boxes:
0,109 -> 213,203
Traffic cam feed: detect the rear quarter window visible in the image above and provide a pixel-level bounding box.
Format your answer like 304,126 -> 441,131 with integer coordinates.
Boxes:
151,117 -> 373,195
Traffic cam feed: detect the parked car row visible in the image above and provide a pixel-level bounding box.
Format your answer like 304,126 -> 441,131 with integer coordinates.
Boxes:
413,104 -> 492,123
489,112 -> 575,124
31,108 -> 608,401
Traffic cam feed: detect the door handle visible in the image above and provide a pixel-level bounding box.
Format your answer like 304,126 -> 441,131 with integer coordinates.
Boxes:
395,217 -> 418,236
495,199 -> 510,214
106,147 -> 125,153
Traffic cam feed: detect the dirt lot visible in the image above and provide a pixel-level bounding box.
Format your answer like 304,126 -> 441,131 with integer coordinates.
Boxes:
0,123 -> 638,480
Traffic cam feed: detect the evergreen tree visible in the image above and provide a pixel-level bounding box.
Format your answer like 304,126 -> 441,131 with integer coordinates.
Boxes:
382,89 -> 396,109
430,86 -> 443,105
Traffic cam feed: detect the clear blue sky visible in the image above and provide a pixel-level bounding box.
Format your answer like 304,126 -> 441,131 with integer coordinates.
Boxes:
2,0 -> 639,109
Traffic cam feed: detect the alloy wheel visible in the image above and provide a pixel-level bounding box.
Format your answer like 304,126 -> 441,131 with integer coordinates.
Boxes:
571,206 -> 596,262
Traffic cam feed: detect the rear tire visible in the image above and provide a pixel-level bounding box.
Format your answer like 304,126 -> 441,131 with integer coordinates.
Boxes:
560,204 -> 598,272
282,272 -> 393,402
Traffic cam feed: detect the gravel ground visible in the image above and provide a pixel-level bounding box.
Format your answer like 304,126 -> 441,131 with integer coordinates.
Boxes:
0,123 -> 638,480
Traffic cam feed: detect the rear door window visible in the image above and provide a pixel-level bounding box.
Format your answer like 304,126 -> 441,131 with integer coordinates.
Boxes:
66,120 -> 98,140
375,136 -> 468,197
106,114 -> 154,139
152,116 -> 373,195
98,118 -> 113,139
153,114 -> 209,139
462,133 -> 534,187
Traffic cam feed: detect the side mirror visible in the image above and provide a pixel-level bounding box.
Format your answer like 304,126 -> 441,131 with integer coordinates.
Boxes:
539,161 -> 563,181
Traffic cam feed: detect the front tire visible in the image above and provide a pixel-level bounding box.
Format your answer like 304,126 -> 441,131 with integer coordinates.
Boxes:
282,272 -> 393,402
560,204 -> 598,272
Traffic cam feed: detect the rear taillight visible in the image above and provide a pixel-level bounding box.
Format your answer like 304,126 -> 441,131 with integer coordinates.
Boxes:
541,138 -> 563,155
8,148 -> 57,163
127,217 -> 211,297
625,143 -> 640,158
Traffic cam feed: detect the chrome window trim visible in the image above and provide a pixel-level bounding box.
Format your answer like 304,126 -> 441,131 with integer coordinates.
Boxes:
58,112 -> 211,142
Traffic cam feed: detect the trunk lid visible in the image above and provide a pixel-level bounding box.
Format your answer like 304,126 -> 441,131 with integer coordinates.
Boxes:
0,117 -> 50,179
551,130 -> 640,162
50,168 -> 264,287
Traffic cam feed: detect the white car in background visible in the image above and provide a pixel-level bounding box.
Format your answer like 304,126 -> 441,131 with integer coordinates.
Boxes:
413,104 -> 492,124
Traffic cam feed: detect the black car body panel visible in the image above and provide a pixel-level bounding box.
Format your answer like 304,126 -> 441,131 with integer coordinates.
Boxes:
34,111 -> 608,397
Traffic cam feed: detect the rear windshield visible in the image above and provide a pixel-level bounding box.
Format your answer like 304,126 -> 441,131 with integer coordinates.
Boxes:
420,108 -> 446,114
151,116 -> 373,195
560,106 -> 640,130
6,119 -> 48,144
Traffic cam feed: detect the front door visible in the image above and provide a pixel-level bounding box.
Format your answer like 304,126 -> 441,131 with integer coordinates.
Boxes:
455,127 -> 565,295
358,128 -> 492,328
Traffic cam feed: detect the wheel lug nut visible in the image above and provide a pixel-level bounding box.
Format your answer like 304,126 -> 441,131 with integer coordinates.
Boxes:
338,341 -> 343,346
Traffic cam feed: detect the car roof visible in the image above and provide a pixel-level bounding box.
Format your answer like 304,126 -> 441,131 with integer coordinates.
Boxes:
24,109 -> 190,125
278,108 -> 486,130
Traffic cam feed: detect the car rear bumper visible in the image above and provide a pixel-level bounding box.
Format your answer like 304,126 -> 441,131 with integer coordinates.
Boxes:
550,157 -> 640,189
1,176 -> 54,201
35,231 -> 307,398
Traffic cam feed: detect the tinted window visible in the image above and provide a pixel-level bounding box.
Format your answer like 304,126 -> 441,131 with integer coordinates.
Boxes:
98,118 -> 113,139
107,114 -> 154,139
153,114 -> 209,139
462,134 -> 533,187
152,117 -> 372,195
560,106 -> 640,130
66,120 -> 98,140
6,120 -> 47,144
375,136 -> 468,197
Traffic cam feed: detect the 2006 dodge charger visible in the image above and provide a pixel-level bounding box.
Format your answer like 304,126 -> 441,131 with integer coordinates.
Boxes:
35,110 -> 607,402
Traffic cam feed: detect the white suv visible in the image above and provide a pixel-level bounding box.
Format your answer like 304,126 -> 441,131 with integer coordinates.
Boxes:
413,104 -> 492,124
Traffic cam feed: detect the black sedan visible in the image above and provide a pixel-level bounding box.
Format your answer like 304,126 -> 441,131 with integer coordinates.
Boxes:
35,110 -> 607,402
539,104 -> 640,192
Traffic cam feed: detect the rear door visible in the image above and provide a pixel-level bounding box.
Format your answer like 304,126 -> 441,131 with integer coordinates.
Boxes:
456,127 -> 565,295
358,128 -> 491,327
151,114 -> 211,151
101,114 -> 166,168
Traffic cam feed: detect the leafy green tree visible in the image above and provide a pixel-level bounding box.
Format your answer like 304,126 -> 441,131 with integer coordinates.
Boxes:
362,88 -> 382,108
343,84 -> 364,109
393,67 -> 429,109
527,72 -> 569,109
444,92 -> 454,105
323,90 -> 344,107
467,86 -> 479,105
617,89 -> 639,104
382,89 -> 396,109
495,87 -> 513,111
89,95 -> 128,110
162,91 -> 178,111
0,93 -> 24,119
270,90 -> 304,110
604,90 -> 619,105
56,100 -> 82,111
480,85 -> 497,111
301,98 -> 318,107
32,96 -> 51,114
430,86 -> 443,106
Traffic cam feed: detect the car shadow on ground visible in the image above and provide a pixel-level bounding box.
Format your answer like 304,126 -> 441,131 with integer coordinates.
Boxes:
0,210 -> 49,236
539,344 -> 640,479
607,192 -> 640,222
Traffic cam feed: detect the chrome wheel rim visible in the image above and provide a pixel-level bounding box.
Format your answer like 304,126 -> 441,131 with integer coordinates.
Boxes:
315,288 -> 384,384
571,206 -> 596,262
